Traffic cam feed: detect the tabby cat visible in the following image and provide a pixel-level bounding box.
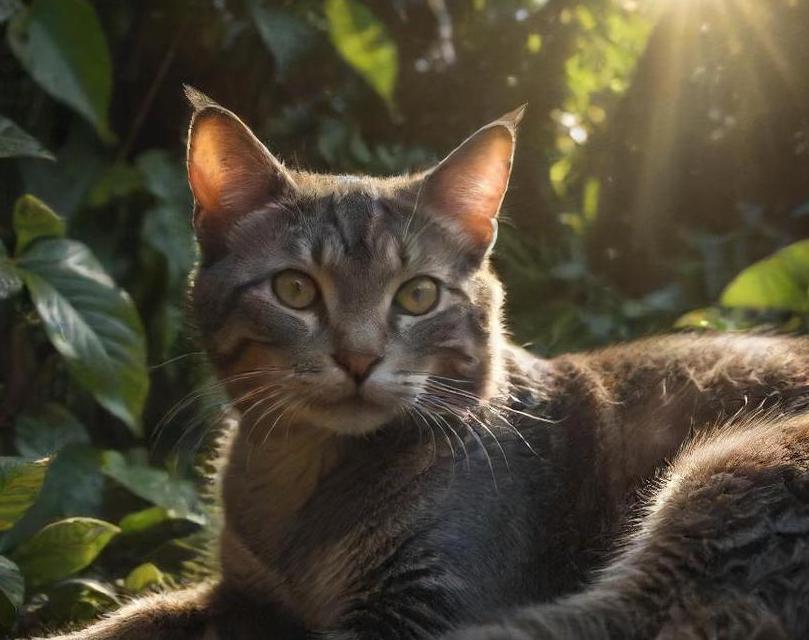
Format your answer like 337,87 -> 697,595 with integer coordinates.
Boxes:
42,88 -> 809,640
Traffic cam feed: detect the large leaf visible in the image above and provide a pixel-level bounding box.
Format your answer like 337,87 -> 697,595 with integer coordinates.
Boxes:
101,451 -> 202,521
325,0 -> 398,108
0,115 -> 54,160
14,403 -> 89,458
246,0 -> 317,79
0,556 -> 23,629
720,240 -> 809,313
11,517 -> 119,588
0,242 -> 23,299
0,445 -> 105,554
7,0 -> 113,139
0,457 -> 49,531
16,239 -> 148,432
12,194 -> 66,255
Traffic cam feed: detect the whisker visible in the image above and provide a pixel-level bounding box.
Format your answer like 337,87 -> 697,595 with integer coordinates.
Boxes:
260,398 -> 304,449
412,405 -> 440,468
419,402 -> 461,465
151,368 -> 282,442
429,407 -> 471,469
248,393 -> 295,447
421,396 -> 499,492
463,408 -> 511,477
149,351 -> 207,371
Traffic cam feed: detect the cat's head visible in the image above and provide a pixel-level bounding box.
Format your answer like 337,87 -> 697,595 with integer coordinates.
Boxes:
186,87 -> 522,436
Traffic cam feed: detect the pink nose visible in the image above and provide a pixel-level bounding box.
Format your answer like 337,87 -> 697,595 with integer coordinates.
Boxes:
332,350 -> 381,383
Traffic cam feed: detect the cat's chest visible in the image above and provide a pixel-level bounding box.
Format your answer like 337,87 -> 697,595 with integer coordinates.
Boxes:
220,430 -> 434,628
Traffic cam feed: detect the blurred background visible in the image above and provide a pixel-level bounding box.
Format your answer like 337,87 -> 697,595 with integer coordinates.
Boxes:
0,0 -> 808,635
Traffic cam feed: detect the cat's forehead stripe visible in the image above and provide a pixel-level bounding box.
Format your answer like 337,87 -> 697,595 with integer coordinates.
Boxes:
306,194 -> 405,272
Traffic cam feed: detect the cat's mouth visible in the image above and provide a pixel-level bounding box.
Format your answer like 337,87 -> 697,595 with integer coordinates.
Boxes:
320,392 -> 378,408
294,379 -> 412,434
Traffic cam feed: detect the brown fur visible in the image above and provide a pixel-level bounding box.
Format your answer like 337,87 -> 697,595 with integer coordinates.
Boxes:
38,92 -> 809,640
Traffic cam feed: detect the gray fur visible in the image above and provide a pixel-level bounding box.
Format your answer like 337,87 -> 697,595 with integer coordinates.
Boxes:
40,94 -> 809,640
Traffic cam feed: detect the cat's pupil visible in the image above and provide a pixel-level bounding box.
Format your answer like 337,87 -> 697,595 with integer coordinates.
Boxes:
273,270 -> 317,309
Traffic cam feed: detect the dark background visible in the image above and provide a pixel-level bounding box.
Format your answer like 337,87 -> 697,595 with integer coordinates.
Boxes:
0,0 -> 808,635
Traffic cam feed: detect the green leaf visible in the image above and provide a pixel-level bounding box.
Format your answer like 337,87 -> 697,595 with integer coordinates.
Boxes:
136,149 -> 191,206
141,204 -> 197,291
11,517 -> 119,589
720,240 -> 809,313
12,194 -> 66,255
0,445 -> 105,555
325,0 -> 398,108
7,0 -> 114,140
0,556 -> 23,629
101,451 -> 202,521
0,242 -> 23,299
37,578 -> 118,626
86,162 -> 142,208
119,506 -> 169,534
18,120 -> 107,216
675,307 -> 726,331
14,403 -> 89,458
0,457 -> 49,531
124,562 -> 165,593
16,239 -> 148,432
0,115 -> 54,160
246,1 -> 317,79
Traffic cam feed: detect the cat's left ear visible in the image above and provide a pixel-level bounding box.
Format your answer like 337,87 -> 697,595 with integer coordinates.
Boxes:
417,105 -> 525,254
185,86 -> 295,259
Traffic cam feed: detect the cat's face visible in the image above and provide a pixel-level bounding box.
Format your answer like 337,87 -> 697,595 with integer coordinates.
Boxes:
186,88 -> 522,436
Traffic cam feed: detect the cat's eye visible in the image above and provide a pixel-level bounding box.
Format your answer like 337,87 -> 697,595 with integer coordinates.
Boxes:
395,276 -> 440,316
272,270 -> 319,310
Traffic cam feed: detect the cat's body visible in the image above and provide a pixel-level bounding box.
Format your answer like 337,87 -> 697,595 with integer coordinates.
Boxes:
40,92 -> 809,640
214,334 -> 809,640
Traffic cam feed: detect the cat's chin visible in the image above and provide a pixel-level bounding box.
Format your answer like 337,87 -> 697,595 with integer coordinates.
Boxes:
300,399 -> 396,436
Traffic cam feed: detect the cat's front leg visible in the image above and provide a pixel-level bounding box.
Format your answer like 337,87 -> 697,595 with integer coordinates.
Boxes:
35,582 -> 307,640
33,584 -> 216,640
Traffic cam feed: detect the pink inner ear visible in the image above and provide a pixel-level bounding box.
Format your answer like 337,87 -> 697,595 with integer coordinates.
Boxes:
188,124 -> 225,214
188,113 -> 268,216
422,125 -> 515,247
187,108 -> 295,257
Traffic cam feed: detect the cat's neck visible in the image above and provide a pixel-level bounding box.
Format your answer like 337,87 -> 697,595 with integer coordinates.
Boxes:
222,418 -> 345,530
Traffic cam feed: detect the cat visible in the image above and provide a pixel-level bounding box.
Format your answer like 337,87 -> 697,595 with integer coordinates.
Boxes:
446,412 -> 809,640
40,87 -> 809,640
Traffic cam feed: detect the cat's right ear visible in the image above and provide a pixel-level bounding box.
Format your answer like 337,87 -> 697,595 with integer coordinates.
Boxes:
185,86 -> 295,258
415,105 -> 524,258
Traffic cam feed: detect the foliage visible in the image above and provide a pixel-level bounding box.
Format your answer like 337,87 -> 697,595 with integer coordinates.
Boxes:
0,0 -> 807,636
325,0 -> 398,112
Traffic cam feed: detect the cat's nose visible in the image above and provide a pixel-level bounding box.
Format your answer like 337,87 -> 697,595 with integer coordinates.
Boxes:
332,350 -> 382,383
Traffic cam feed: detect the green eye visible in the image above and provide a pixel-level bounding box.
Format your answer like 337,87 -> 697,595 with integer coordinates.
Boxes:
395,276 -> 439,316
272,270 -> 319,310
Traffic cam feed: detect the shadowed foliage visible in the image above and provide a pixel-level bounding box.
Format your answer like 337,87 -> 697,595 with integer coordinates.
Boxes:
0,0 -> 807,636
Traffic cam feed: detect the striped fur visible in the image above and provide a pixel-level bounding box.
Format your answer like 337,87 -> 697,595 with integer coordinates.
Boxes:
40,94 -> 809,640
